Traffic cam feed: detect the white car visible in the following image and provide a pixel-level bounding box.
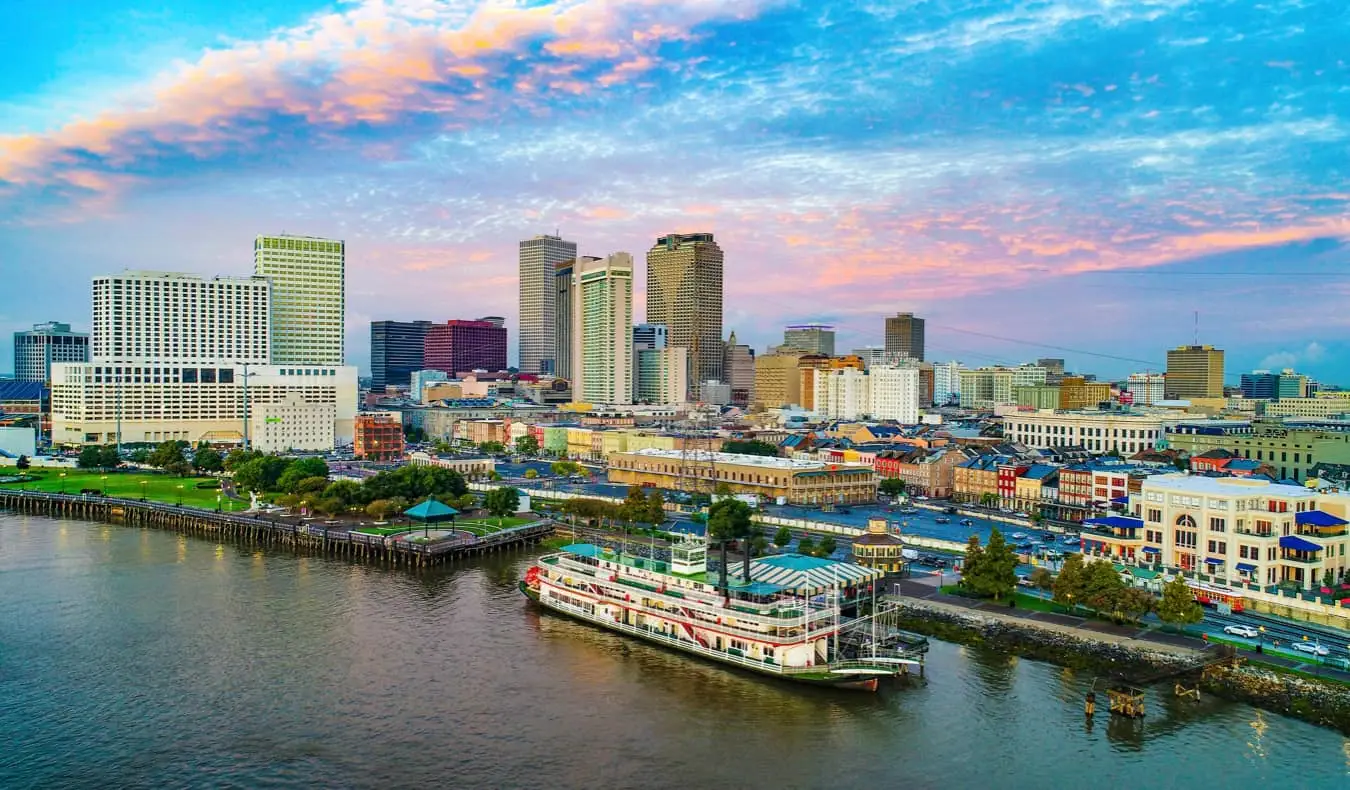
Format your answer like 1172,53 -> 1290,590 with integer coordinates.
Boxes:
1223,625 -> 1258,639
1290,642 -> 1330,657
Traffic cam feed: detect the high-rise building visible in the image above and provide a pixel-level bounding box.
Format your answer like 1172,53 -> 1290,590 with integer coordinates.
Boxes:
13,322 -> 89,382
410,369 -> 449,402
554,256 -> 597,381
424,320 -> 507,374
519,234 -> 578,375
632,323 -> 669,402
51,270 -> 355,450
633,324 -> 669,352
637,347 -> 688,405
932,361 -> 965,406
1127,372 -> 1165,405
783,324 -> 835,356
254,234 -> 345,365
1240,371 -> 1279,400
959,365 -> 1047,410
851,347 -> 888,370
1278,369 -> 1309,400
870,365 -> 921,423
883,312 -> 925,361
571,253 -> 634,404
646,232 -> 723,398
799,355 -> 865,411
814,367 -> 870,420
753,350 -> 806,410
1037,358 -> 1066,376
1165,345 -> 1224,399
723,331 -> 756,405
370,320 -> 432,390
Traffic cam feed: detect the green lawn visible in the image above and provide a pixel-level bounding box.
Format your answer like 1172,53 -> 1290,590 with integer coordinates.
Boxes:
456,516 -> 534,536
350,526 -> 417,537
0,467 -> 227,509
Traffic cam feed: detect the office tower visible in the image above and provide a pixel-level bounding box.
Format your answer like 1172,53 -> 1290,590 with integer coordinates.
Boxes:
519,234 -> 578,374
633,323 -> 669,352
479,316 -> 505,329
753,350 -> 806,410
723,331 -> 755,405
370,320 -> 432,390
851,346 -> 888,370
571,253 -> 634,404
917,362 -> 935,408
870,365 -> 922,423
1277,369 -> 1309,400
646,232 -> 723,398
50,270 -> 356,450
1240,371 -> 1278,400
783,324 -> 835,356
410,369 -> 449,402
1037,358 -> 1066,376
883,312 -> 925,361
424,320 -> 508,374
1165,345 -> 1224,399
13,322 -> 89,382
1126,372 -> 1165,405
932,361 -> 965,406
637,347 -> 688,405
254,234 -> 345,365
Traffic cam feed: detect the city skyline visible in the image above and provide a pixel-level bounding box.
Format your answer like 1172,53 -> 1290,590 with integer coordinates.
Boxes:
2,1 -> 1347,380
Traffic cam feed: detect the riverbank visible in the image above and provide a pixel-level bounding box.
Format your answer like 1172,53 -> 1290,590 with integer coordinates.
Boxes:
888,595 -> 1350,734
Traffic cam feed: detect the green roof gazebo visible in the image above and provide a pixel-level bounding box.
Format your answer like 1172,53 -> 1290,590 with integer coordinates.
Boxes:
404,497 -> 459,537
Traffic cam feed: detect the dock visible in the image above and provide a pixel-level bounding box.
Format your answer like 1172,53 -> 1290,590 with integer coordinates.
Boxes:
0,490 -> 554,568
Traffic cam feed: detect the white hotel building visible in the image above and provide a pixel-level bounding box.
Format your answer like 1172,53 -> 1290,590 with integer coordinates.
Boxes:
1002,409 -> 1173,455
51,270 -> 356,451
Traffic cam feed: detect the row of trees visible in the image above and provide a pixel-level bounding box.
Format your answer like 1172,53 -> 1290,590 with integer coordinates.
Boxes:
276,464 -> 473,518
1028,553 -> 1203,625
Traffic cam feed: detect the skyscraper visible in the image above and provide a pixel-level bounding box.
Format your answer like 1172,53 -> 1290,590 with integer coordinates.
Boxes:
370,320 -> 432,390
254,234 -> 346,365
13,322 -> 88,382
633,323 -> 669,352
424,320 -> 507,374
723,331 -> 755,405
571,253 -> 634,404
884,312 -> 925,361
1165,345 -> 1224,399
519,234 -> 578,374
646,232 -> 723,398
783,324 -> 835,356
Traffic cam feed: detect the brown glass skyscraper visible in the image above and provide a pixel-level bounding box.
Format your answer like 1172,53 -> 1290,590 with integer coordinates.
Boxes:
884,312 -> 925,361
646,233 -> 723,398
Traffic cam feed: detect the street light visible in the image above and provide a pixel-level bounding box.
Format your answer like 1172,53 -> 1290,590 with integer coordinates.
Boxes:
59,472 -> 66,494
140,480 -> 148,502
177,484 -> 184,507
1258,625 -> 1266,654
217,493 -> 222,513
100,475 -> 108,496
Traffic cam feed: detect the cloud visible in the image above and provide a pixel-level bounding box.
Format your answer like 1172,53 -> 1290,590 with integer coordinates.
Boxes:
1259,342 -> 1328,371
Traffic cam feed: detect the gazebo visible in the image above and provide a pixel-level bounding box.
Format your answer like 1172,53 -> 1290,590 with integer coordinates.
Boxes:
404,497 -> 459,537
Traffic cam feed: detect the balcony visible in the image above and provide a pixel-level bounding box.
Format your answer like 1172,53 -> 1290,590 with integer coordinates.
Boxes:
1279,552 -> 1322,565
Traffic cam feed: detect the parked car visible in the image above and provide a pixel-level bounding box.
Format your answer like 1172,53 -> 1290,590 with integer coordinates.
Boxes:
1013,511 -> 1030,518
1223,625 -> 1259,639
1291,642 -> 1330,657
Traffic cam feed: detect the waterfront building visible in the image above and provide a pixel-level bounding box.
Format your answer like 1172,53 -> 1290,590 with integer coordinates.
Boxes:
254,234 -> 345,365
753,350 -> 806,410
13,322 -> 88,383
571,253 -> 634,405
607,448 -> 878,504
636,347 -> 688,405
782,324 -> 835,356
883,313 -> 925,361
1087,475 -> 1350,590
1165,345 -> 1224,399
370,320 -> 432,390
932,361 -> 964,406
646,232 -> 723,398
354,412 -> 404,461
959,365 -> 1048,410
1127,373 -> 1165,406
852,517 -> 908,574
424,319 -> 507,374
1165,420 -> 1350,482
1002,409 -> 1170,455
723,331 -> 756,406
519,234 -> 579,375
869,365 -> 921,424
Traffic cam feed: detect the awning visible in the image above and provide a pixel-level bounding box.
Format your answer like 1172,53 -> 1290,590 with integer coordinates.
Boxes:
1279,535 -> 1322,552
1110,496 -> 1129,504
1204,557 -> 1224,565
1296,510 -> 1349,527
1235,562 -> 1257,572
1142,546 -> 1161,554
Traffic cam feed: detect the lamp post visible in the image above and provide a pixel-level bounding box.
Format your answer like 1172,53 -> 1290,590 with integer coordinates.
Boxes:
177,484 -> 184,507
100,475 -> 108,496
217,493 -> 222,513
59,472 -> 66,494
140,480 -> 148,502
1258,625 -> 1265,654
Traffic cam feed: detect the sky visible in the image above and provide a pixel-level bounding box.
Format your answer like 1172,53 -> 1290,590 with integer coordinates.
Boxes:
1,0 -> 1347,383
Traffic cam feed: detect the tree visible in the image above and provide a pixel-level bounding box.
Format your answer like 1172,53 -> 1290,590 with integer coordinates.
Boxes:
1029,567 -> 1054,591
1052,552 -> 1086,606
714,481 -> 734,499
879,478 -> 907,498
1114,587 -> 1157,623
979,492 -> 998,508
484,486 -> 521,525
15,455 -> 30,471
453,493 -> 477,512
645,490 -> 666,526
515,435 -> 540,456
1082,560 -> 1126,613
960,535 -> 985,592
796,536 -> 815,555
620,485 -> 651,524
224,448 -> 261,472
774,526 -> 793,549
277,458 -> 328,495
78,446 -> 103,469
314,496 -> 346,517
818,534 -> 837,558
525,468 -> 539,479
720,440 -> 778,457
708,497 -> 753,587
479,441 -> 506,455
1157,575 -> 1203,625
965,528 -> 1017,600
295,476 -> 329,496
99,445 -> 121,470
551,460 -> 582,477
193,447 -> 224,474
148,441 -> 188,472
365,499 -> 397,521
322,480 -> 364,508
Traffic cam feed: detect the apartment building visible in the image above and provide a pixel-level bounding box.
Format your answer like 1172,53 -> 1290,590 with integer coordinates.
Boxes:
1002,409 -> 1170,455
254,234 -> 345,365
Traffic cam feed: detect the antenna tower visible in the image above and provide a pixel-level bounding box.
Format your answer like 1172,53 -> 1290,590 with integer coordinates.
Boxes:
677,405 -> 718,501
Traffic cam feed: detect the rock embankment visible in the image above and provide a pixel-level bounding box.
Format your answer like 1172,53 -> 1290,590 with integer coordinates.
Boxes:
1202,664 -> 1350,733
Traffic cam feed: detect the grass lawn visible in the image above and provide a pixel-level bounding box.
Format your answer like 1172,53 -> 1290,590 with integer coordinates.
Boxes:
456,516 -> 533,536
351,526 -> 417,537
0,466 -> 226,508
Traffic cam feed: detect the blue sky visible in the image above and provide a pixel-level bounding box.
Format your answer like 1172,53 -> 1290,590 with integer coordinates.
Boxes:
1,0 -> 1347,383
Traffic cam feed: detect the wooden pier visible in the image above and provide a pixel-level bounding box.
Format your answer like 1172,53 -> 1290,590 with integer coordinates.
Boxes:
0,490 -> 554,568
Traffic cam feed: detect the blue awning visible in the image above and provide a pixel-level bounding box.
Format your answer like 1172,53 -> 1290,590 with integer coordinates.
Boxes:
1235,562 -> 1257,572
1110,496 -> 1129,504
1296,510 -> 1349,527
1204,557 -> 1223,565
1279,535 -> 1322,552
1084,515 -> 1144,530
1142,546 -> 1161,554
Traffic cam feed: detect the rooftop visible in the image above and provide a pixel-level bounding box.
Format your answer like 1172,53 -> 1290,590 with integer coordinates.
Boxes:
0,381 -> 45,400
1140,473 -> 1317,498
621,448 -> 869,470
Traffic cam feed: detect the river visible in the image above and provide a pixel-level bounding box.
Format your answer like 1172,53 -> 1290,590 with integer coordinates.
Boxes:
2,513 -> 1348,789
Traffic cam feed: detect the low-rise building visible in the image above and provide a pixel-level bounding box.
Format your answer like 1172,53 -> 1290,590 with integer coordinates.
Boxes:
354,412 -> 404,461
1012,464 -> 1059,514
1002,409 -> 1170,455
406,451 -> 495,478
1165,419 -> 1350,482
953,454 -> 1007,504
852,517 -> 909,574
607,448 -> 878,504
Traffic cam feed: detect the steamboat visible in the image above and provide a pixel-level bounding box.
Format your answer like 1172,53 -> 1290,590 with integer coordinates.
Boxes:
520,535 -> 927,690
